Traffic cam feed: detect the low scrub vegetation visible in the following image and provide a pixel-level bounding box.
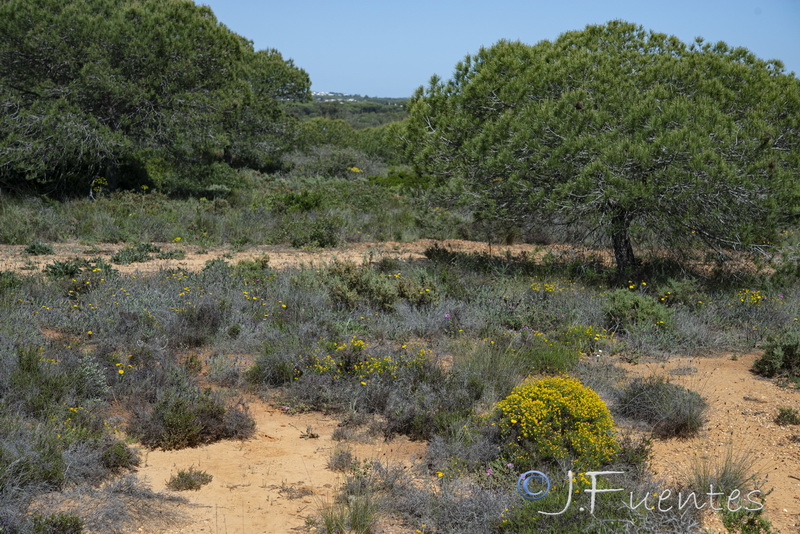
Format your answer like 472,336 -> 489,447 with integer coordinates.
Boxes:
2,234 -> 796,531
166,467 -> 213,491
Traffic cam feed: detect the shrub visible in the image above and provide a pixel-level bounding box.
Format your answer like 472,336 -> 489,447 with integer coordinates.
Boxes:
656,277 -> 707,308
752,330 -> 800,378
44,259 -> 84,278
100,441 -> 140,472
33,512 -> 84,534
246,346 -> 298,387
111,243 -> 161,265
0,270 -> 20,292
234,255 -> 272,282
774,407 -> 800,426
165,466 -> 213,491
721,503 -> 776,534
169,298 -> 226,348
325,261 -> 398,311
287,215 -> 343,248
25,241 -> 55,256
129,386 -> 254,450
616,375 -> 706,438
328,444 -> 355,472
156,249 -> 186,260
496,376 -> 617,470
603,288 -> 672,332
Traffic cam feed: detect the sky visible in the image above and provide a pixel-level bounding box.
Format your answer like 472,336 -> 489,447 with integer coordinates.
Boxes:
196,0 -> 800,98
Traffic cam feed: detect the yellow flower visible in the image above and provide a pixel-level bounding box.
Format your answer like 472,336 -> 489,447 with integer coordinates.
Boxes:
436,472 -> 444,477
118,369 -> 124,375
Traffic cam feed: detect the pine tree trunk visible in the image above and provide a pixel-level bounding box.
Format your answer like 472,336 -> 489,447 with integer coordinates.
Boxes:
611,210 -> 637,274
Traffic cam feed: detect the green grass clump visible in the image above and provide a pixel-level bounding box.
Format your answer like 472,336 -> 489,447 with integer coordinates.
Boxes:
100,441 -> 141,472
0,270 -> 20,292
156,249 -> 186,260
44,259 -> 85,278
25,240 -> 55,256
496,376 -> 617,470
752,330 -> 800,378
616,375 -> 706,438
111,243 -> 162,265
33,512 -> 84,533
166,466 -> 213,491
774,407 -> 800,426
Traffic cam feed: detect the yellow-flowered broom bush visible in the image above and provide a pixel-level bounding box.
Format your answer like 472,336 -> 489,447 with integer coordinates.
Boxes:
496,376 -> 617,470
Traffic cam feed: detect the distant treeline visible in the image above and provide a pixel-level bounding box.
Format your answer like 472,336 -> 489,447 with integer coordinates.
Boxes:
288,98 -> 407,129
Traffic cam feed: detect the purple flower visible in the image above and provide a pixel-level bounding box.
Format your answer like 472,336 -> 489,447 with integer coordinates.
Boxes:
445,313 -> 451,318
486,468 -> 493,475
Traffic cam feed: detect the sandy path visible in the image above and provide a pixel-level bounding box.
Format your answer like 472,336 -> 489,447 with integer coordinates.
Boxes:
621,353 -> 800,533
0,239 -> 567,275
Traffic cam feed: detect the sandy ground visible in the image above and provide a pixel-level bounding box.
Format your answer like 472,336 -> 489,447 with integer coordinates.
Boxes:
126,350 -> 800,533
0,239 -> 568,275
621,353 -> 800,533
132,399 -> 426,534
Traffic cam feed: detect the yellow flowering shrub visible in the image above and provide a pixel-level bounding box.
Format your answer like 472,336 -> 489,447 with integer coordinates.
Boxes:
497,376 -> 617,469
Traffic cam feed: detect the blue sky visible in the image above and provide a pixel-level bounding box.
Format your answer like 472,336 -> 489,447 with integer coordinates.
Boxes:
196,0 -> 800,98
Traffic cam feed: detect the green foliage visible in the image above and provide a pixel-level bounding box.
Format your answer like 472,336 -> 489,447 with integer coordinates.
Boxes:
234,255 -> 272,282
368,167 -> 433,191
283,145 -> 385,179
33,512 -> 84,534
406,21 -> 800,272
752,330 -> 800,377
603,288 -> 672,332
0,425 -> 68,489
156,249 -> 186,260
0,270 -> 21,292
246,346 -> 298,387
100,441 -> 140,472
110,243 -> 161,265
165,466 -> 213,491
721,502 -> 776,534
774,407 -> 800,426
25,241 -> 55,256
0,0 -> 309,196
616,375 -> 706,438
44,259 -> 84,279
130,385 -> 254,450
496,376 -> 617,470
657,277 -> 708,308
287,97 -> 407,129
287,215 -> 343,248
325,261 -> 399,311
